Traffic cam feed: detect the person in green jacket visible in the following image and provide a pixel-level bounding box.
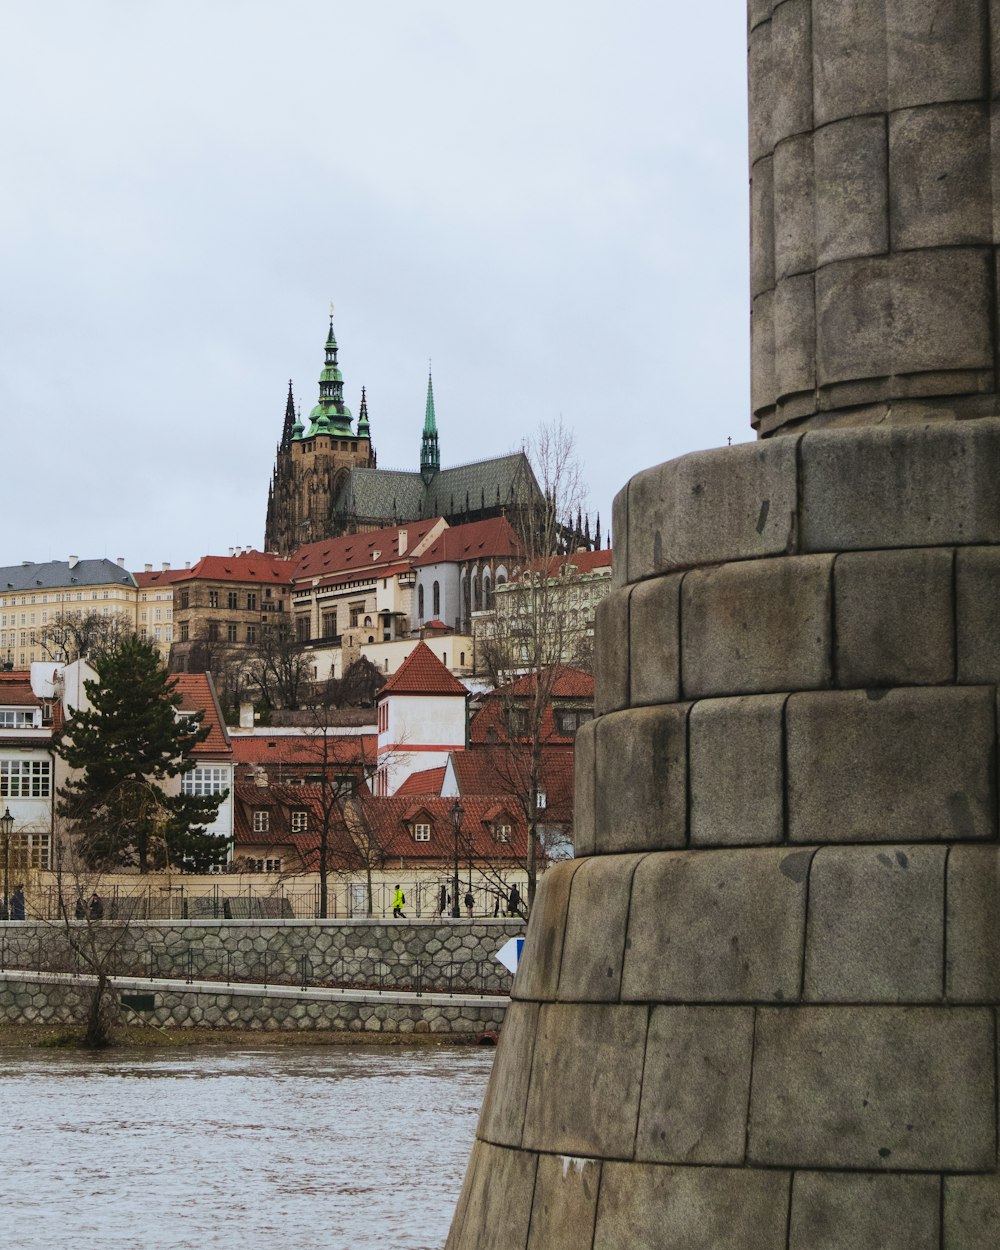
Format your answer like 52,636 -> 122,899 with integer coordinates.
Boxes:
392,885 -> 406,918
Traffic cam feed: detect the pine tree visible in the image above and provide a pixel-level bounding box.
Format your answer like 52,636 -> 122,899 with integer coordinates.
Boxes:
55,638 -> 227,872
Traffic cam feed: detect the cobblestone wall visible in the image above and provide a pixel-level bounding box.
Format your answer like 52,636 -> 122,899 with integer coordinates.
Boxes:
0,919 -> 523,994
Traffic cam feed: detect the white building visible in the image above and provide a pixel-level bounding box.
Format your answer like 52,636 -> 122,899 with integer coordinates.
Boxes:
374,643 -> 468,796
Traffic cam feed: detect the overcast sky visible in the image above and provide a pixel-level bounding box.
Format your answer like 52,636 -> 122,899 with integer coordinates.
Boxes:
0,2 -> 749,571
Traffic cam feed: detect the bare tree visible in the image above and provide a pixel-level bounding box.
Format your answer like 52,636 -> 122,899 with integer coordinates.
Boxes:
245,630 -> 312,710
39,609 -> 135,664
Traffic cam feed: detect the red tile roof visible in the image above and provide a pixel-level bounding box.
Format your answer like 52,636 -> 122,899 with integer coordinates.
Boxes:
395,766 -> 447,796
523,549 -> 612,577
133,568 -> 188,588
171,673 -> 231,756
414,516 -> 522,565
0,672 -> 41,706
173,551 -> 294,585
469,667 -> 594,744
380,642 -> 468,697
449,746 -> 575,822
291,519 -> 443,581
231,733 -> 376,767
504,666 -> 595,699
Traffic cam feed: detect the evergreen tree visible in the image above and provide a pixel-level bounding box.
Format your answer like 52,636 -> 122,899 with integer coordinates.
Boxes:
55,638 -> 227,872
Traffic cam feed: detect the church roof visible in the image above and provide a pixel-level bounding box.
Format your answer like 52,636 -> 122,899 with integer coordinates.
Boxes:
380,642 -> 469,697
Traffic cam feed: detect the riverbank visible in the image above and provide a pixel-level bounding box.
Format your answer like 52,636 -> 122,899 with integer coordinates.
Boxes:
0,1022 -> 497,1049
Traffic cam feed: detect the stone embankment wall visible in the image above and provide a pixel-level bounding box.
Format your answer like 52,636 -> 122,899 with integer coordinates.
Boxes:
0,974 -> 507,1035
0,918 -> 522,994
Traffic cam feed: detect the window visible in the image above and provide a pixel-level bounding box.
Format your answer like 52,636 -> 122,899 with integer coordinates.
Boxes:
494,824 -> 512,843
296,616 -> 310,642
291,810 -> 308,832
226,624 -> 238,643
418,585 -> 424,618
432,581 -> 440,616
0,710 -> 35,728
179,622 -> 189,642
413,822 -> 431,841
10,832 -> 50,869
322,611 -> 337,637
247,857 -> 281,873
252,810 -> 270,833
208,590 -> 219,608
246,625 -> 257,644
247,593 -> 257,611
0,759 -> 51,797
556,709 -> 594,736
208,622 -> 219,642
536,790 -> 547,810
179,589 -> 190,610
227,591 -> 238,610
182,767 -> 229,796
349,604 -> 362,627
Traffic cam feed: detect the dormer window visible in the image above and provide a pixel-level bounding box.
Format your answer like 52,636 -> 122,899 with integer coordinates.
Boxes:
253,810 -> 270,833
536,790 -> 546,810
291,810 -> 308,832
413,822 -> 431,842
0,710 -> 36,729
494,823 -> 512,843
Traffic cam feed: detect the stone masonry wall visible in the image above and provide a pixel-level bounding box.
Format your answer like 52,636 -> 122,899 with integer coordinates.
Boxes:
448,423 -> 1000,1248
0,919 -> 522,995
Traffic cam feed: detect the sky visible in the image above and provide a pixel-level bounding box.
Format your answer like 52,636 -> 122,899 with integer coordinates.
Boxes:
0,2 -> 750,571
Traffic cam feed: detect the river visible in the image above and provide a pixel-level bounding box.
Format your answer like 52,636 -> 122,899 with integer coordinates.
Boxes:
0,1044 -> 493,1250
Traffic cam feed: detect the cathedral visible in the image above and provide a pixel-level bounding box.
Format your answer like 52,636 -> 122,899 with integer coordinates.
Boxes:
264,319 -> 542,556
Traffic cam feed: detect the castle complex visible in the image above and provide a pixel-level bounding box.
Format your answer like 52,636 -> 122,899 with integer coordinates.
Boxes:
264,319 -> 540,555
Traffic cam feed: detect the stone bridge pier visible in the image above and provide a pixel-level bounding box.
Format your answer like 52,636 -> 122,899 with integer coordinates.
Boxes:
447,3 -> 1000,1247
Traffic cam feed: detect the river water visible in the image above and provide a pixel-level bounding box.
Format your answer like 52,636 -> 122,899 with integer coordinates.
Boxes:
0,1045 -> 493,1250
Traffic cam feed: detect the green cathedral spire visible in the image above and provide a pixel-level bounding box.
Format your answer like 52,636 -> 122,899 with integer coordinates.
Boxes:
357,386 -> 371,438
302,314 -> 353,438
420,367 -> 440,482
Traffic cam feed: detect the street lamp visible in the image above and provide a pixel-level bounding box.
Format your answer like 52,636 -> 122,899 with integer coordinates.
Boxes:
450,798 -> 464,919
0,807 -> 13,922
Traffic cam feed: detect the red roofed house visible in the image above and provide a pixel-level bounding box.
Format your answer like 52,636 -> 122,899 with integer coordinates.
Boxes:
0,667 -> 61,874
230,731 -> 376,792
374,643 -> 468,796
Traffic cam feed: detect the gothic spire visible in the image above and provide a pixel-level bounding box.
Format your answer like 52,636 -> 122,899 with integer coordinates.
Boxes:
305,311 -> 353,437
280,380 -> 296,452
357,386 -> 371,438
420,366 -> 440,482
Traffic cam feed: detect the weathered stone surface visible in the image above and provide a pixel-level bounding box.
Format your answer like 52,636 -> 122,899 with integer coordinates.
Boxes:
956,546 -> 1000,683
628,574 -> 681,707
558,855 -> 644,1002
804,845 -> 946,1002
770,0 -> 812,142
523,1003 -> 647,1158
789,1171 -> 940,1250
689,694 -> 786,845
800,416 -> 1000,553
611,482 -> 628,588
681,556 -> 834,698
750,154 -> 775,298
945,844 -> 1000,1001
445,1141 -> 536,1250
889,103 -> 991,249
621,848 -> 812,1002
625,439 -> 800,584
572,717 -> 596,856
834,548 -> 955,687
635,1006 -> 754,1164
944,1174 -> 1000,1249
773,133 -> 815,279
815,256 -> 893,387
594,706 -> 689,853
886,0 -> 986,109
812,0 -> 886,126
814,115 -> 888,266
512,860 -> 585,1002
748,20 -> 775,165
786,687 -> 996,843
749,1006 -> 995,1170
526,1155 -> 600,1250
593,1164 -> 789,1250
594,586 -> 631,715
477,1001 -> 539,1148
894,248 -> 994,377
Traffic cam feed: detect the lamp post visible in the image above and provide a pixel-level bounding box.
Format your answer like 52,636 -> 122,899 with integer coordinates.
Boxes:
450,798 -> 464,919
0,807 -> 13,922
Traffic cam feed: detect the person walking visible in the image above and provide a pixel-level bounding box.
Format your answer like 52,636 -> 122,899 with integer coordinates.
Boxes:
392,885 -> 406,919
506,884 -> 521,917
10,885 -> 24,921
439,884 -> 449,916
464,889 -> 474,918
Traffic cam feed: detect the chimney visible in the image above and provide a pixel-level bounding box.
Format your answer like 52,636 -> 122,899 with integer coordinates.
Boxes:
398,528 -> 408,555
162,562 -> 170,571
116,557 -> 125,568
68,555 -> 79,570
239,701 -> 254,729
185,561 -> 191,570
144,563 -> 152,573
228,547 -> 235,557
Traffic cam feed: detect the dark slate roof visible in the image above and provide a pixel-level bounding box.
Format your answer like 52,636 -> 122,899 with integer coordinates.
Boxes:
332,452 -> 540,525
0,558 -> 138,591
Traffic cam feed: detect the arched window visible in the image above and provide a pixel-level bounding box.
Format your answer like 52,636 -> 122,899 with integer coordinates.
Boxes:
433,581 -> 440,617
418,584 -> 424,619
471,572 -> 480,612
483,572 -> 493,608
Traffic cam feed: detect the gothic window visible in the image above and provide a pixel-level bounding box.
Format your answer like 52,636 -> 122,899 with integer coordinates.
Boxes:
433,581 -> 440,617
418,585 -> 424,618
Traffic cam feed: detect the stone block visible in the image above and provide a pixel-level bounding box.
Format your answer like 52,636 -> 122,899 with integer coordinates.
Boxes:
594,1163 -> 790,1250
689,694 -> 786,846
799,420 -> 1000,553
748,21 -> 775,164
572,717 -> 596,857
889,103 -> 991,249
892,248 -> 993,377
789,1172 -> 940,1250
635,1006 -> 754,1165
477,1001 -> 539,1148
944,1175 -> 1000,1249
751,288 -> 775,418
773,133 -> 815,278
834,548 -> 955,687
770,0 -> 812,142
786,687 -> 996,843
814,116 -> 888,266
628,574 -> 681,707
594,706 -> 688,853
526,1155 -> 600,1250
816,256 -> 893,387
621,848 -> 812,1002
750,155 -> 774,298
681,555 -> 834,699
557,854 -> 643,1002
512,859 -> 585,1002
445,1140 -> 536,1250
774,273 -> 816,399
886,0 -> 986,109
748,1006 -> 996,1170
812,0 -> 887,126
956,547 -> 1000,683
625,439 -> 800,583
523,1003 -> 647,1158
946,845 -> 1000,1001
611,482 -> 628,588
804,845 -> 946,1002
594,587 -> 630,715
